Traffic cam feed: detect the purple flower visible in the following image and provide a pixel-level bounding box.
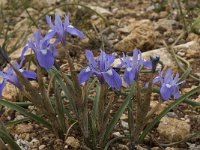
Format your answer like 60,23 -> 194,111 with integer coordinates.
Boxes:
0,60 -> 36,97
143,56 -> 160,72
46,14 -> 84,46
78,50 -> 122,89
21,30 -> 58,70
153,68 -> 185,100
120,48 -> 143,85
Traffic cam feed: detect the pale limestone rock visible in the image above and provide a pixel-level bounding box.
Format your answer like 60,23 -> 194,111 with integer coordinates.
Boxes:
89,5 -> 112,16
157,117 -> 191,142
15,124 -> 33,134
113,41 -> 198,70
0,0 -> 7,8
2,83 -> 18,100
65,136 -> 80,149
114,20 -> 159,52
150,101 -> 168,115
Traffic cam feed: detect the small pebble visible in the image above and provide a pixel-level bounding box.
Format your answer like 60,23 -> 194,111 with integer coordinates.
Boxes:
112,132 -> 122,137
39,144 -> 46,150
168,37 -> 174,44
65,136 -> 80,149
177,51 -> 185,57
30,138 -> 40,148
121,120 -> 129,129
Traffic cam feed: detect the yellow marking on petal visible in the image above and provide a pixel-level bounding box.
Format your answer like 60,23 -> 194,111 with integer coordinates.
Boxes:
0,76 -> 4,84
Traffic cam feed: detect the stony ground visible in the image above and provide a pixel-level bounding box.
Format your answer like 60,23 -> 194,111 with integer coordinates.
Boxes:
0,0 -> 200,150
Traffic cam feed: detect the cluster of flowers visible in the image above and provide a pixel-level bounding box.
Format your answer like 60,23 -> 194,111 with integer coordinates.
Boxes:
0,14 -> 184,101
78,49 -> 184,100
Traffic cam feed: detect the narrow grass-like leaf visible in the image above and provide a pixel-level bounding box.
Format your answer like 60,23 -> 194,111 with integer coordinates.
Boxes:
0,122 -> 21,150
183,98 -> 200,106
0,99 -> 52,129
12,102 -> 32,107
0,131 -> 21,150
138,86 -> 200,143
159,130 -> 200,147
5,117 -> 30,126
48,68 -> 77,115
104,136 -> 128,150
101,83 -> 135,145
92,84 -> 100,119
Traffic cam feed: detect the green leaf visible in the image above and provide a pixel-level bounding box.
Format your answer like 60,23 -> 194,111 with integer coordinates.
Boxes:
183,98 -> 200,106
49,68 -> 77,115
159,130 -> 200,147
5,117 -> 30,126
101,83 -> 135,145
0,122 -> 21,150
138,86 -> 200,143
0,99 -> 52,129
92,84 -> 101,119
0,131 -> 21,150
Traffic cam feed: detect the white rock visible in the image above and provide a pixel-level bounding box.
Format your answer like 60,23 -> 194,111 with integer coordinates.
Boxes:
16,139 -> 30,150
121,120 -> 129,129
157,117 -> 190,142
89,5 -> 112,16
39,145 -> 46,150
30,138 -> 40,148
65,136 -> 80,149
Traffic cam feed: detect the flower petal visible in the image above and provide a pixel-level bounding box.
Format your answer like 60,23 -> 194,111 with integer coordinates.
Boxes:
0,79 -> 6,97
85,50 -> 97,68
102,69 -> 122,89
105,53 -> 115,69
34,30 -> 41,47
124,68 -> 135,86
172,86 -> 181,99
66,25 -> 84,38
36,50 -> 54,69
21,70 -> 37,79
7,74 -> 21,88
160,84 -> 172,100
164,68 -> 173,83
78,67 -> 93,84
64,15 -> 69,28
20,45 -> 29,64
46,15 -> 54,29
143,59 -> 152,68
43,30 -> 56,42
55,14 -> 63,29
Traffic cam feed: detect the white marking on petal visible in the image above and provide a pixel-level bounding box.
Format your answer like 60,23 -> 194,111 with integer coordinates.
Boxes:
68,25 -> 73,28
85,67 -> 91,72
166,84 -> 172,88
19,69 -> 24,73
41,49 -> 47,55
48,29 -> 53,32
106,69 -> 113,75
127,67 -> 132,72
0,76 -> 3,84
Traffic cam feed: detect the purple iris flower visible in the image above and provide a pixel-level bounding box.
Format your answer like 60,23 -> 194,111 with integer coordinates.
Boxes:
46,14 -> 84,46
153,68 -> 185,100
78,50 -> 122,89
0,60 -> 36,97
21,30 -> 58,70
142,56 -> 160,72
119,48 -> 143,85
